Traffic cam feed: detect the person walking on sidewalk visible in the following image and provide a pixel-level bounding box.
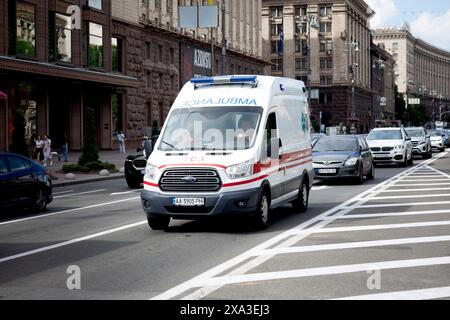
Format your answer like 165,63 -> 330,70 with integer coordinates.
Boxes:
35,135 -> 44,163
117,131 -> 126,154
60,133 -> 68,162
43,134 -> 52,166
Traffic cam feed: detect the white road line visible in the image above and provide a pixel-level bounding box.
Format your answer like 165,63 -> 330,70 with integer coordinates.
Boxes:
354,200 -> 450,208
325,209 -> 450,219
392,183 -> 450,186
0,220 -> 147,264
0,197 -> 140,226
331,286 -> 450,300
110,190 -> 141,196
255,235 -> 450,256
53,190 -> 74,195
188,257 -> 450,288
311,186 -> 332,191
297,221 -> 450,234
379,187 -> 450,192
367,193 -> 450,200
53,189 -> 107,199
407,174 -> 443,176
154,153 -> 445,300
396,179 -> 450,182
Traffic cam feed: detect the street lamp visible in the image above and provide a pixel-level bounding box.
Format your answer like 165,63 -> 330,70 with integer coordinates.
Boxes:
347,41 -> 359,133
372,55 -> 385,128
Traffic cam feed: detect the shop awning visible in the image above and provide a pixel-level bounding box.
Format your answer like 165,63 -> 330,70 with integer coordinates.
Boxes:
0,56 -> 139,87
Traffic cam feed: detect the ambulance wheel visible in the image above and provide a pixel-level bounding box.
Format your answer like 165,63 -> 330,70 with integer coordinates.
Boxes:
147,215 -> 170,230
292,176 -> 309,213
253,190 -> 270,230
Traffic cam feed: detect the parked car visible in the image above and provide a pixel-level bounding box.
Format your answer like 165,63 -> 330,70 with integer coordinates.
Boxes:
124,136 -> 159,188
446,129 -> 450,147
404,127 -> 432,159
366,127 -> 413,167
428,129 -> 446,152
442,129 -> 450,147
0,152 -> 53,212
311,133 -> 327,146
312,135 -> 374,184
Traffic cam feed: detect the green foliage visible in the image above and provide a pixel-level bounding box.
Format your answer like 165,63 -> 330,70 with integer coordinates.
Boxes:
11,108 -> 29,157
394,84 -> 406,122
408,104 -> 431,126
89,45 -> 103,68
63,161 -> 117,173
79,105 -> 99,165
16,39 -> 35,56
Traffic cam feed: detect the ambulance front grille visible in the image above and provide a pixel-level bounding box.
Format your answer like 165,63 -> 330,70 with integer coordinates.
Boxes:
159,168 -> 222,192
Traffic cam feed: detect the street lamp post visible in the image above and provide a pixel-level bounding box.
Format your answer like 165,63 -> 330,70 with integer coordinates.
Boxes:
221,0 -> 226,75
347,41 -> 359,133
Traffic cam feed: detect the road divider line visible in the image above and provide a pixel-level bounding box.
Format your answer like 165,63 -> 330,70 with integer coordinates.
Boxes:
366,193 -> 450,200
188,257 -> 450,288
392,183 -> 450,186
396,179 -> 450,182
0,197 -> 141,226
378,187 -> 450,192
354,200 -> 450,208
53,190 -> 74,195
331,286 -> 450,300
325,209 -> 450,219
0,220 -> 147,264
53,189 -> 107,199
254,235 -> 450,256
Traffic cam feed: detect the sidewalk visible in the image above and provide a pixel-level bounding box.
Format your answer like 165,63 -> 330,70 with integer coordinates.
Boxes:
45,150 -> 128,187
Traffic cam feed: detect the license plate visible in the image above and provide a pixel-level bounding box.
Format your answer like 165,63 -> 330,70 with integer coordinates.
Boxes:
318,169 -> 336,174
375,154 -> 390,158
172,198 -> 205,206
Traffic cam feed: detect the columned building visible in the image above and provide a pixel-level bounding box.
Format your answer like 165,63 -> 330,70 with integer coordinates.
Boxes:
373,28 -> 450,122
262,0 -> 375,133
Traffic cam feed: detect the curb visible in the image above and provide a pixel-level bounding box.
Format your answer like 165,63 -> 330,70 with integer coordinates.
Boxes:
53,174 -> 125,188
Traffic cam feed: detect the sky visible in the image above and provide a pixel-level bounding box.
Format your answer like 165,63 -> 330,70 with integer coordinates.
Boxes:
366,0 -> 450,51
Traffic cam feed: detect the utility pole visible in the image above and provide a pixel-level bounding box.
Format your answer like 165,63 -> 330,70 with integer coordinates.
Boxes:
221,0 -> 226,75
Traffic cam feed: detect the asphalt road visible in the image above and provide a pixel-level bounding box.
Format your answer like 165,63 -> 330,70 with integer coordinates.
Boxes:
0,150 -> 449,300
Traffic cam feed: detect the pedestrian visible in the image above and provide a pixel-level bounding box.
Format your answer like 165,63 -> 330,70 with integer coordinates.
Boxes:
35,135 -> 44,163
43,134 -> 52,166
60,133 -> 68,162
117,131 -> 126,154
141,134 -> 149,150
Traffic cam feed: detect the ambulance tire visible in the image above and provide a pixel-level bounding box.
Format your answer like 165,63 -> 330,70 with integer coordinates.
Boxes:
147,215 -> 170,230
252,189 -> 271,230
292,175 -> 309,213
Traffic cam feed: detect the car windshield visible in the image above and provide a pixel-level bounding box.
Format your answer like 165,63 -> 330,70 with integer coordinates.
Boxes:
158,107 -> 263,151
428,130 -> 443,137
367,130 -> 402,140
312,137 -> 358,152
405,129 -> 424,137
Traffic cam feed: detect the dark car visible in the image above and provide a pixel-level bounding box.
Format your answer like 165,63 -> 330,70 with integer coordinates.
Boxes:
125,136 -> 158,188
0,152 -> 53,212
312,135 -> 375,184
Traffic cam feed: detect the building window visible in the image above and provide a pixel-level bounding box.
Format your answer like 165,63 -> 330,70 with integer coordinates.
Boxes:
271,7 -> 283,18
319,5 -> 332,16
171,75 -> 176,91
87,22 -> 103,68
271,59 -> 283,71
158,45 -> 163,62
271,40 -> 280,54
392,42 -> 398,50
320,40 -> 332,52
147,72 -> 152,88
271,24 -> 283,37
112,37 -> 123,72
295,6 -> 307,17
295,58 -> 308,70
319,92 -> 333,104
320,58 -> 332,69
319,22 -> 332,33
49,13 -> 72,62
88,0 -> 102,10
155,0 -> 161,9
159,73 -> 164,89
170,48 -> 175,64
295,75 -> 308,86
15,2 -> 36,57
320,76 -> 332,86
146,42 -> 151,60
167,0 -> 173,12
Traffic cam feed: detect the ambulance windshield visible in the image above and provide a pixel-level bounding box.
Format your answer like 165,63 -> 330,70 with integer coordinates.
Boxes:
158,107 -> 263,151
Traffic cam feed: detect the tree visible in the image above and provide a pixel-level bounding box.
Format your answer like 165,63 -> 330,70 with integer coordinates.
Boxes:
394,84 -> 406,122
11,108 -> 29,157
78,105 -> 99,165
408,104 -> 431,126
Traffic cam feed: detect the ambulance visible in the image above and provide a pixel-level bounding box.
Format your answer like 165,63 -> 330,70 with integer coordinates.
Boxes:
141,75 -> 313,230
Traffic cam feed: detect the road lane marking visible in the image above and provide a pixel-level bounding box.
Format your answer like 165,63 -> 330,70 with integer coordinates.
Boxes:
354,200 -> 450,208
392,183 -> 450,186
110,190 -> 141,196
325,209 -> 450,219
153,153 -> 447,300
296,221 -> 450,234
396,179 -> 450,182
311,186 -> 332,191
187,257 -> 450,288
379,187 -> 450,192
367,193 -> 450,200
0,220 -> 147,264
0,197 -> 141,226
53,190 -> 74,195
331,286 -> 450,300
255,235 -> 450,256
53,189 -> 107,199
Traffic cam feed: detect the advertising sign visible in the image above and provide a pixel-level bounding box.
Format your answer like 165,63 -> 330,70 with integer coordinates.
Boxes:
180,43 -> 212,85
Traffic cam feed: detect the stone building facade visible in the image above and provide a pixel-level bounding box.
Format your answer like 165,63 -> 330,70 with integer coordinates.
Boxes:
262,0 -> 377,132
373,28 -> 450,121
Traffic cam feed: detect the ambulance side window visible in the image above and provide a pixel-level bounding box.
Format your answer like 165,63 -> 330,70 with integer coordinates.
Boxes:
262,112 -> 277,160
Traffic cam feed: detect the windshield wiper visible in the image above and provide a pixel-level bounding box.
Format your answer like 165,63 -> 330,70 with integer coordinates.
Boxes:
161,140 -> 179,151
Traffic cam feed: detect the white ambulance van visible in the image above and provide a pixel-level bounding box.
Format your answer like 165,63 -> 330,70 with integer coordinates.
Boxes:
141,75 -> 313,230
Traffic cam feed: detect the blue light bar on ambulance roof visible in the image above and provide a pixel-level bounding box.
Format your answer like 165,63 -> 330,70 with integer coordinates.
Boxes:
190,75 -> 258,87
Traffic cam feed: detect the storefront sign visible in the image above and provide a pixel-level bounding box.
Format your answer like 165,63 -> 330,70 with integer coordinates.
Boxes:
181,43 -> 212,85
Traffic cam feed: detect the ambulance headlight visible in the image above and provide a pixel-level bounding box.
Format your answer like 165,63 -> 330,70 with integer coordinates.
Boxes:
226,161 -> 253,179
144,163 -> 157,180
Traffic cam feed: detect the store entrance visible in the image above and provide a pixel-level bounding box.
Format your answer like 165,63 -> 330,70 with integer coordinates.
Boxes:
49,85 -> 70,154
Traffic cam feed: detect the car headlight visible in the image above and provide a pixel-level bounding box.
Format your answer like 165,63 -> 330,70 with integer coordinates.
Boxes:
344,157 -> 358,167
394,145 -> 405,150
144,163 -> 157,180
418,140 -> 426,145
226,161 -> 253,179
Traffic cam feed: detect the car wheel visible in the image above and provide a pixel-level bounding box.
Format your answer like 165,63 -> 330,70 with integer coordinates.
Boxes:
401,153 -> 408,167
367,163 -> 375,180
409,152 -> 414,166
441,148 -> 445,152
253,190 -> 270,230
126,175 -> 142,189
355,166 -> 364,184
32,188 -> 47,212
147,215 -> 170,230
292,177 -> 309,213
